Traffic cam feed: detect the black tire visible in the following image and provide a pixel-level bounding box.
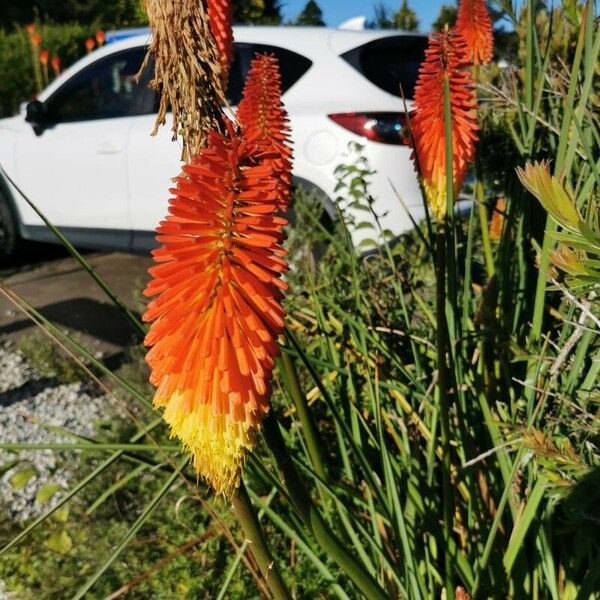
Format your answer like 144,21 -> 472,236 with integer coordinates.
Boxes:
0,186 -> 20,262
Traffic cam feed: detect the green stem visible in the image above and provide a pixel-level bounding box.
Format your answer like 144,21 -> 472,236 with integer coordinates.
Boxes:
262,411 -> 389,600
477,179 -> 495,278
278,349 -> 326,480
441,74 -> 456,600
231,481 -> 292,600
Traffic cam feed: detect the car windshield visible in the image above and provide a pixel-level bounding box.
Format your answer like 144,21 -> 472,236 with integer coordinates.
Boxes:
341,35 -> 428,100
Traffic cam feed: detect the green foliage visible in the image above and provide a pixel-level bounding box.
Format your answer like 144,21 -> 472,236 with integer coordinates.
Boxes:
232,0 -> 283,25
394,0 -> 419,31
0,23 -> 98,118
18,331 -> 86,383
291,0 -> 325,26
0,0 -> 145,29
432,4 -> 457,32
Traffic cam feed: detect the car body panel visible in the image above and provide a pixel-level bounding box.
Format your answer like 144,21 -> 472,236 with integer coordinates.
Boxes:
0,26 -> 426,251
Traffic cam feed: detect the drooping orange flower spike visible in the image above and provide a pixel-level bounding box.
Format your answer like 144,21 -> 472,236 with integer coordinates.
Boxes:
208,0 -> 234,88
411,28 -> 479,220
237,54 -> 293,209
142,121 -> 289,496
455,0 -> 494,65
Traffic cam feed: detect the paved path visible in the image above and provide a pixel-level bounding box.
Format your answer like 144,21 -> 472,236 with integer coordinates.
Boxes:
0,250 -> 153,358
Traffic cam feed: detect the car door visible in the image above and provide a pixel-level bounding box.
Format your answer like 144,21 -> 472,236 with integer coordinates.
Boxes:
14,47 -> 154,249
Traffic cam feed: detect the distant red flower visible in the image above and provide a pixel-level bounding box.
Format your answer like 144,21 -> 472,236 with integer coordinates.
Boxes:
26,23 -> 36,35
30,32 -> 42,46
237,54 -> 293,208
39,49 -> 49,65
51,55 -> 61,75
85,37 -> 95,52
95,29 -> 105,45
455,0 -> 494,65
411,28 -> 479,219
207,0 -> 233,87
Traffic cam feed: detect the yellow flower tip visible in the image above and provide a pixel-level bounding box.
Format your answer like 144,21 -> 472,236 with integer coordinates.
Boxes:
423,179 -> 448,221
157,390 -> 266,496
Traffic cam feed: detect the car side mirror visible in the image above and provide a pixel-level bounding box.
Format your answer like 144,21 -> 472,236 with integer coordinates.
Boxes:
25,100 -> 46,135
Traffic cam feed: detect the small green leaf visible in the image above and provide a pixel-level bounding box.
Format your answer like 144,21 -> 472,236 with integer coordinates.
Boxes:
53,505 -> 70,523
9,467 -> 37,490
45,530 -> 72,554
36,483 -> 63,505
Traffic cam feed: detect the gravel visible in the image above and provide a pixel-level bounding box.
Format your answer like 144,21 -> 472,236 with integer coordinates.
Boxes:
0,345 -> 119,523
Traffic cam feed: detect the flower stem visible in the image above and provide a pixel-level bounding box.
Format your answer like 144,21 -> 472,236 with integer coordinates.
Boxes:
278,349 -> 326,480
440,74 -> 456,600
262,411 -> 389,600
231,481 -> 291,600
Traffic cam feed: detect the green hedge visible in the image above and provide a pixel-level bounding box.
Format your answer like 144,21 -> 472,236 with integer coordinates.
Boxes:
0,23 -> 100,118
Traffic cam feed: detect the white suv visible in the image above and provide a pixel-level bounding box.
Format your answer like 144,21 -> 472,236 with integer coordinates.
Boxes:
0,26 -> 427,259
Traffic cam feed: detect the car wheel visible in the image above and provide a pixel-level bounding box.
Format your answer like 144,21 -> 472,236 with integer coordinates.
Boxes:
0,187 -> 19,262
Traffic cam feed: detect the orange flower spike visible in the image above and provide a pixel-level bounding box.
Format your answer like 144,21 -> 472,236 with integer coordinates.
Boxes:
85,37 -> 95,53
39,49 -> 49,65
51,55 -> 61,75
411,28 -> 478,220
207,0 -> 234,87
95,29 -> 106,45
237,54 -> 293,208
30,32 -> 42,47
26,23 -> 36,36
143,121 -> 289,496
455,0 -> 494,65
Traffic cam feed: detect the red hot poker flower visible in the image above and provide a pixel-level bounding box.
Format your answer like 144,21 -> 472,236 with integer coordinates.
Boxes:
237,54 -> 293,208
208,0 -> 234,88
95,29 -> 106,45
143,121 -> 289,496
51,55 -> 61,74
30,32 -> 41,46
39,49 -> 49,65
85,37 -> 95,52
455,0 -> 494,65
411,28 -> 478,220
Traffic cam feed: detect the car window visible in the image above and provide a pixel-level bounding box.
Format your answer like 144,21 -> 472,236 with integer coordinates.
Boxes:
341,36 -> 428,100
227,43 -> 312,105
45,48 -> 155,123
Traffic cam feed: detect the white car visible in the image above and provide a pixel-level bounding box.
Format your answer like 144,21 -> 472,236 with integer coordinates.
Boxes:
0,26 -> 427,259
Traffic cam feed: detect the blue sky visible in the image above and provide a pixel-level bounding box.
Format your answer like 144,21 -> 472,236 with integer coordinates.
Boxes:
281,0 -> 449,30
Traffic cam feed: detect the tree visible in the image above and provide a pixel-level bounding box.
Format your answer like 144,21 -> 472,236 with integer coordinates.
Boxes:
0,0 -> 144,29
293,0 -> 325,26
432,4 -> 457,32
369,2 -> 393,29
232,0 -> 282,25
393,0 -> 418,31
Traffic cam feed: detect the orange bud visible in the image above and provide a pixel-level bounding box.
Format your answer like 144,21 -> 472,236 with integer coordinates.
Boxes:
51,55 -> 61,74
39,49 -> 50,65
85,37 -> 95,52
26,23 -> 36,35
489,195 -> 506,241
30,32 -> 42,46
95,29 -> 105,45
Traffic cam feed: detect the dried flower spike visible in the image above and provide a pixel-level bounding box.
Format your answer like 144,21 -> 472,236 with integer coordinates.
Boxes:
456,0 -> 494,65
143,122 -> 289,496
208,0 -> 234,88
411,28 -> 478,220
142,0 -> 227,160
489,195 -> 506,241
237,54 -> 293,208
